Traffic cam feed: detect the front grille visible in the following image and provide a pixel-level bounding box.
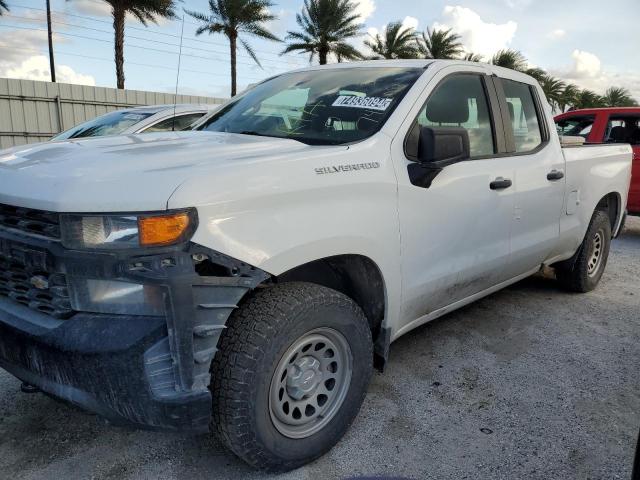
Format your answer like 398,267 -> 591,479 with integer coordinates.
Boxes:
0,256 -> 74,319
0,203 -> 61,240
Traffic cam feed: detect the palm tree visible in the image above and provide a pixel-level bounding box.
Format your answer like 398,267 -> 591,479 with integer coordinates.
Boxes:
539,75 -> 565,111
365,21 -> 418,59
524,67 -> 546,83
417,27 -> 464,59
0,0 -> 9,15
558,83 -> 579,112
573,89 -> 604,109
187,0 -> 280,97
491,49 -> 528,72
462,52 -> 483,62
602,87 -> 638,107
85,0 -> 177,89
282,0 -> 363,65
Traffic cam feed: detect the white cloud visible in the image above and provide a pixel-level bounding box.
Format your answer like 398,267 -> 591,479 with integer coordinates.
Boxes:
0,29 -> 95,86
433,6 -> 517,58
547,29 -> 566,40
569,49 -> 601,78
367,15 -> 419,39
402,16 -> 419,31
267,8 -> 293,38
66,0 -> 172,26
504,0 -> 533,8
549,50 -> 640,100
3,55 -> 96,86
69,0 -> 112,18
354,0 -> 376,21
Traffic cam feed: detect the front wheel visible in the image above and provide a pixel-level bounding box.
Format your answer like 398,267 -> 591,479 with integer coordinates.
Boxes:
210,282 -> 373,472
556,210 -> 612,292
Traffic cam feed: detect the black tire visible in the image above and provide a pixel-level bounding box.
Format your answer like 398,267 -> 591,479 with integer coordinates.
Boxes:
556,210 -> 611,292
210,282 -> 373,472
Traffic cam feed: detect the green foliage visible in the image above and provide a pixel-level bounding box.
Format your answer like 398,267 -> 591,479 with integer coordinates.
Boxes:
602,87 -> 638,107
462,52 -> 484,62
364,21 -> 419,59
572,89 -> 605,109
539,75 -> 566,110
490,49 -> 528,71
417,28 -> 464,59
102,0 -> 176,27
282,0 -> 364,65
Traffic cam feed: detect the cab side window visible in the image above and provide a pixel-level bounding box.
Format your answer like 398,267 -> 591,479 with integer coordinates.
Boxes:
501,79 -> 543,153
417,75 -> 495,158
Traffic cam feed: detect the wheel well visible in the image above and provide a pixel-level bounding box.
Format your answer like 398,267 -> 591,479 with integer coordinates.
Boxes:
274,255 -> 387,368
596,192 -> 621,234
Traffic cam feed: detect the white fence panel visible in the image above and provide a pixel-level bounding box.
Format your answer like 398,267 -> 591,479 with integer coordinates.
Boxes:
0,78 -> 226,148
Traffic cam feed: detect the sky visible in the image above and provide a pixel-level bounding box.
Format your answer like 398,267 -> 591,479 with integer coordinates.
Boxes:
0,0 -> 639,100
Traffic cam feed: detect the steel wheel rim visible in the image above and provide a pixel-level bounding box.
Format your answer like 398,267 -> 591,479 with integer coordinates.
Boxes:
268,327 -> 352,439
587,229 -> 604,277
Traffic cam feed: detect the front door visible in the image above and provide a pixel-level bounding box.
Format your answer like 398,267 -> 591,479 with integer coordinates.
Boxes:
391,69 -> 516,327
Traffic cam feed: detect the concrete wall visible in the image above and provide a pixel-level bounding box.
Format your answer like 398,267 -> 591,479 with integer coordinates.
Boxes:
0,78 -> 226,149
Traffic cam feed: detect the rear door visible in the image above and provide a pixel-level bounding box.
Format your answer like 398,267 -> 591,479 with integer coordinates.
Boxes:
492,77 -> 566,275
391,66 -> 517,327
602,114 -> 640,213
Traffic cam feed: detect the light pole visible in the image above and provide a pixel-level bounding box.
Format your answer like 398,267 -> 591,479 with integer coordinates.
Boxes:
46,0 -> 56,82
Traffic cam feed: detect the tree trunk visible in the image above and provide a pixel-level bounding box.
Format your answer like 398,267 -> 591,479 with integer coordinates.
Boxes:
230,33 -> 237,97
113,8 -> 125,89
319,45 -> 328,65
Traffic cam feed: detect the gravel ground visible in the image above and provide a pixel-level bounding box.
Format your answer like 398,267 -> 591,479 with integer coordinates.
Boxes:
1,218 -> 639,480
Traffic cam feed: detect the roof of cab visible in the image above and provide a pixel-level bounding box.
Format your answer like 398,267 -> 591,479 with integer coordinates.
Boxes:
279,59 -> 543,87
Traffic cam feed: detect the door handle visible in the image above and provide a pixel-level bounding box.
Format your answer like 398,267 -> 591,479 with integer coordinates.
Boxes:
547,170 -> 565,181
490,177 -> 512,190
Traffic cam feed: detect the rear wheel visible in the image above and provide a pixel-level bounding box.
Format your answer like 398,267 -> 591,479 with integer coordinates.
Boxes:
556,210 -> 611,292
210,282 -> 373,472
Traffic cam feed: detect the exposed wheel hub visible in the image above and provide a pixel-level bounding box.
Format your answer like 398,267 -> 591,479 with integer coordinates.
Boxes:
286,356 -> 323,400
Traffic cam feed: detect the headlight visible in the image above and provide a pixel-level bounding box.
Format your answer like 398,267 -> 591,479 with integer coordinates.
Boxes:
60,209 -> 196,250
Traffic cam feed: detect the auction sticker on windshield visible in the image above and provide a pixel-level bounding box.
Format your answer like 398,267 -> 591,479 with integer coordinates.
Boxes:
332,96 -> 393,111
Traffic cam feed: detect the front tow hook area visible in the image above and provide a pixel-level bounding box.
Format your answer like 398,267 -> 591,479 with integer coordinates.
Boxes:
20,382 -> 40,394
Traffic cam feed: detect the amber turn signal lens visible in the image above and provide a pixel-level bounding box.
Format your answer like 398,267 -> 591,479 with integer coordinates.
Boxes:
139,213 -> 190,247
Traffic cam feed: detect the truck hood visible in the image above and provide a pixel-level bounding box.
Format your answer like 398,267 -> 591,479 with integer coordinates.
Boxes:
0,131 -> 321,212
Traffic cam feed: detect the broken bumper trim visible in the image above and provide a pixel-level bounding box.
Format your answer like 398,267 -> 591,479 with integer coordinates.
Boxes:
0,296 -> 211,431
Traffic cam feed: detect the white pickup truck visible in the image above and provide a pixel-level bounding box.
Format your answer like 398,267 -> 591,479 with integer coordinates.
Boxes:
0,60 -> 632,471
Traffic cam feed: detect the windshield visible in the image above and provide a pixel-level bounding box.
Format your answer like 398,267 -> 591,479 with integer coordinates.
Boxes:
52,110 -> 155,140
198,67 -> 424,145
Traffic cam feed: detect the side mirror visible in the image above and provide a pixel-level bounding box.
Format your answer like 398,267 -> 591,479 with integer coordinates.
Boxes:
405,124 -> 471,188
405,124 -> 470,166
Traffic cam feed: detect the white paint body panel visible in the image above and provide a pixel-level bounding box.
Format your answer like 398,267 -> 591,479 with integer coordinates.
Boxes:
0,60 -> 632,344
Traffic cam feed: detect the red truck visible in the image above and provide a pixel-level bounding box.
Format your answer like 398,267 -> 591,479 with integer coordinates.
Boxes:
555,108 -> 640,215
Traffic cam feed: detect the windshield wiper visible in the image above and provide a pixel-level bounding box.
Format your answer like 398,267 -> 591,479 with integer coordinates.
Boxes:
237,131 -> 305,144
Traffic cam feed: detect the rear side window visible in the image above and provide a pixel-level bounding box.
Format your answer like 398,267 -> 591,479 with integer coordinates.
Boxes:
417,74 -> 495,158
555,115 -> 595,139
604,116 -> 640,145
501,79 -> 543,153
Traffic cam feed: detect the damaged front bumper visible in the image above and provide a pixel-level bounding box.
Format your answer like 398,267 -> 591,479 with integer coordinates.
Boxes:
0,216 -> 268,432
